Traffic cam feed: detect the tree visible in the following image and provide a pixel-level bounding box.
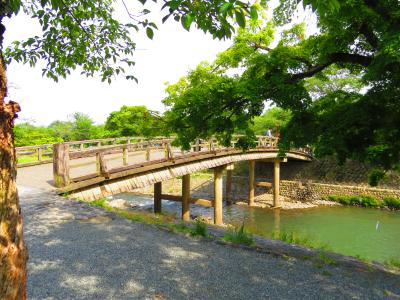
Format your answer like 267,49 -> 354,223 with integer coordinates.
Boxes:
48,120 -> 74,141
70,112 -> 97,141
252,107 -> 292,135
14,123 -> 62,146
164,0 -> 400,174
0,0 -> 260,297
105,105 -> 163,138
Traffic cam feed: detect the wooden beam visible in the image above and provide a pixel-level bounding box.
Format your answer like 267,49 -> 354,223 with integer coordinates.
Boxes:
53,143 -> 70,188
273,159 -> 281,208
256,181 -> 272,188
160,194 -> 213,207
214,166 -> 223,225
154,182 -> 162,213
182,174 -> 190,221
248,160 -> 255,206
226,169 -> 232,205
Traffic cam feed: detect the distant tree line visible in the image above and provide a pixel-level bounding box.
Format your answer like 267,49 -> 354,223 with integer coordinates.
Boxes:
14,105 -> 286,146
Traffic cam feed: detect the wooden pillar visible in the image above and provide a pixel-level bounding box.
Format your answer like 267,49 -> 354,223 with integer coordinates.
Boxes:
248,160 -> 255,206
182,174 -> 190,221
214,167 -> 223,225
97,141 -> 102,147
273,159 -> 281,208
96,152 -> 100,173
80,143 -> 84,151
122,147 -> 128,166
225,164 -> 234,205
146,144 -> 151,161
154,182 -> 162,213
53,143 -> 70,187
37,147 -> 43,161
98,153 -> 109,178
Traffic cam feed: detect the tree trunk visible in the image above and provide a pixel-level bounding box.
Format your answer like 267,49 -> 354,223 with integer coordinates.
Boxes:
0,50 -> 27,299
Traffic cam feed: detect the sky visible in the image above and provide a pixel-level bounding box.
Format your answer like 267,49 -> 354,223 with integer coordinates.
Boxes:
3,0 -> 316,126
3,1 -> 232,125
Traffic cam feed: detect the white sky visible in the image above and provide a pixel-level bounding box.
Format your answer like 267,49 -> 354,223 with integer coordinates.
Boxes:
4,0 -> 315,126
4,1 -> 232,125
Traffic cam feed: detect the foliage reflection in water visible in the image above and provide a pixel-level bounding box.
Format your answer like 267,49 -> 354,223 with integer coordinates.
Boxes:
113,193 -> 400,263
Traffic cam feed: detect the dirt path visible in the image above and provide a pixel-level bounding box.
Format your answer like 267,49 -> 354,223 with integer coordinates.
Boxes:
20,186 -> 400,299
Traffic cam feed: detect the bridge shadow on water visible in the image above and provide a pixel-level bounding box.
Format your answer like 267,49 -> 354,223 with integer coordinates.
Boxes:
21,190 -> 400,299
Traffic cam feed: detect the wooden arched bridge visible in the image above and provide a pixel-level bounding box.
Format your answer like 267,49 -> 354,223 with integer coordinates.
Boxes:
17,136 -> 312,225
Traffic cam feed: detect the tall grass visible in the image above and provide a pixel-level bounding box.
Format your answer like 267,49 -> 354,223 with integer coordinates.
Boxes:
222,223 -> 255,246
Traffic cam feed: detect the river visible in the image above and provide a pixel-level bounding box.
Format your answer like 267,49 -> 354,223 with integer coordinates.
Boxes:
112,192 -> 400,263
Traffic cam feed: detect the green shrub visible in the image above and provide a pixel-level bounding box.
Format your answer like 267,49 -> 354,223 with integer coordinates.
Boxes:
190,220 -> 208,237
383,197 -> 400,210
368,169 -> 386,186
328,195 -> 382,208
222,223 -> 255,246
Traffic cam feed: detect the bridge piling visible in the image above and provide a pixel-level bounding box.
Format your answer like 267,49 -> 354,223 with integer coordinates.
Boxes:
248,160 -> 255,206
214,166 -> 223,225
273,160 -> 281,208
154,182 -> 162,213
123,147 -> 128,166
225,164 -> 234,205
182,174 -> 190,221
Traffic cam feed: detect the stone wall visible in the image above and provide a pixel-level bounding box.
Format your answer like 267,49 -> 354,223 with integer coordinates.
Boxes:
255,157 -> 400,189
279,180 -> 400,202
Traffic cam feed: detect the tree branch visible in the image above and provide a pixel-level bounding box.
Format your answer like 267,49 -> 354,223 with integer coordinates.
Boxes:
359,22 -> 379,48
288,52 -> 373,82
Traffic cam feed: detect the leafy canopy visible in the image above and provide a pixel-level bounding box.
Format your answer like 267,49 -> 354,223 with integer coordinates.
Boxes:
2,0 -> 263,83
164,0 -> 400,172
105,105 -> 164,137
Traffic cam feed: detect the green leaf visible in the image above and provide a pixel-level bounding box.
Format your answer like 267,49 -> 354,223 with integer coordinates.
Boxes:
220,2 -> 232,14
181,14 -> 193,31
235,10 -> 246,28
146,27 -> 154,39
250,5 -> 258,21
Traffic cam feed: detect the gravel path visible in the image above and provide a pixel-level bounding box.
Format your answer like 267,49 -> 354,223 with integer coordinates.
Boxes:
20,187 -> 400,300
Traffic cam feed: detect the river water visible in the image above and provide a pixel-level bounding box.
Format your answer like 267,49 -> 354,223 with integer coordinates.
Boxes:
112,192 -> 400,263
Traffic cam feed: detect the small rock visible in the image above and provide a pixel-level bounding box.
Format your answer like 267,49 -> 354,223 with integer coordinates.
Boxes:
107,199 -> 132,209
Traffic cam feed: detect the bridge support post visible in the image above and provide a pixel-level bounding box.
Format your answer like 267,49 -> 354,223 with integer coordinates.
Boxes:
37,147 -> 43,162
273,159 -> 281,208
225,164 -> 234,205
214,166 -> 223,225
182,174 -> 190,221
154,182 -> 162,213
123,147 -> 128,166
248,160 -> 255,206
53,143 -> 70,188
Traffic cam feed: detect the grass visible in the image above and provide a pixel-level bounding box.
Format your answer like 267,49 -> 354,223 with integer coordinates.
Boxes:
88,198 -> 209,238
327,194 -> 400,210
190,220 -> 209,237
221,223 -> 255,246
384,258 -> 400,269
268,230 -> 330,251
17,154 -> 52,164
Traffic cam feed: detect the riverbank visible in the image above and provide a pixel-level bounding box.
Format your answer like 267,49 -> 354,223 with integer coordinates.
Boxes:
20,187 -> 400,299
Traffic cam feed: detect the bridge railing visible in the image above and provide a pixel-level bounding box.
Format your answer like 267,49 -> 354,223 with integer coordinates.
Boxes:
16,136 -> 163,167
50,135 -> 284,188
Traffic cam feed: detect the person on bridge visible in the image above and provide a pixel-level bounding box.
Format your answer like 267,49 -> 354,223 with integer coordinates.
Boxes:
265,128 -> 273,137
